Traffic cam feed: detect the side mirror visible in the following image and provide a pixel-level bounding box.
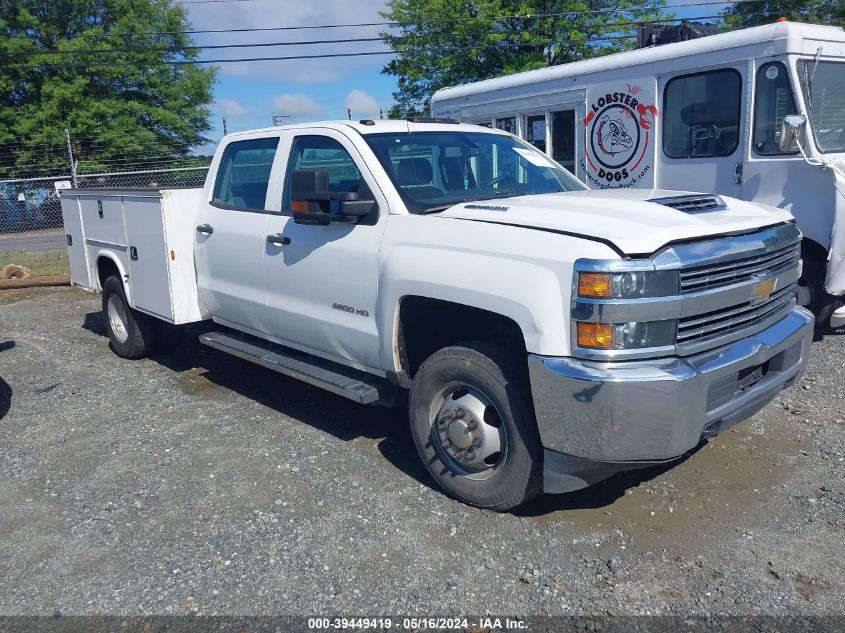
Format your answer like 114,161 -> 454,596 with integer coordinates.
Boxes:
779,114 -> 808,152
292,169 -> 332,225
291,168 -> 376,225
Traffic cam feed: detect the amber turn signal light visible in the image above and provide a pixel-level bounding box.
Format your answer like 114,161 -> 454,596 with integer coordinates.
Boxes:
578,272 -> 612,298
577,322 -> 614,349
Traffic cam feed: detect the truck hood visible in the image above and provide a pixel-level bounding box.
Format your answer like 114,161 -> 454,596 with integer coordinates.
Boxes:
435,189 -> 795,255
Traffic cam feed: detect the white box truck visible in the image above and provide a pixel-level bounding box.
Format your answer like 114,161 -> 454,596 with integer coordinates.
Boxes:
60,119 -> 812,510
430,22 -> 845,329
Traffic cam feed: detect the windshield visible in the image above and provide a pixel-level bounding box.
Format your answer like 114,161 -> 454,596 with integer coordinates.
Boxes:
363,130 -> 586,213
799,60 -> 845,153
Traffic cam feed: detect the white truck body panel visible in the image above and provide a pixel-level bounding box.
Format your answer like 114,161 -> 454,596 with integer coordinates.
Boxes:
430,22 -> 845,291
59,188 -> 208,324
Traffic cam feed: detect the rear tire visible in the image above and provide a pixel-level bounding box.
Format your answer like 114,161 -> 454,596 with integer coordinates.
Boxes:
408,342 -> 543,511
101,275 -> 157,359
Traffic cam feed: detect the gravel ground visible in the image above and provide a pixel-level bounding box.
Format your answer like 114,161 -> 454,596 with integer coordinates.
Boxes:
0,286 -> 843,617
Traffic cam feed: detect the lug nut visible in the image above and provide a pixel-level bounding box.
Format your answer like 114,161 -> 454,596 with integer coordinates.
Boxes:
443,409 -> 454,419
467,420 -> 478,431
437,418 -> 448,429
454,408 -> 465,419
452,451 -> 462,460
441,440 -> 451,449
472,438 -> 482,448
464,451 -> 476,461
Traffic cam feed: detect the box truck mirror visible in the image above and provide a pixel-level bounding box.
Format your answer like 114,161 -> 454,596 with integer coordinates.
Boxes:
779,114 -> 807,152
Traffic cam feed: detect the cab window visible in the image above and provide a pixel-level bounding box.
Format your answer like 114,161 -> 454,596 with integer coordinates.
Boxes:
753,62 -> 797,155
283,135 -> 363,212
663,69 -> 742,158
212,137 -> 279,210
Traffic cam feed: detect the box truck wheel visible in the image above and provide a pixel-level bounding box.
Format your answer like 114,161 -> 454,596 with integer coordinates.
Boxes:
101,276 -> 158,359
797,255 -> 841,338
408,342 -> 542,511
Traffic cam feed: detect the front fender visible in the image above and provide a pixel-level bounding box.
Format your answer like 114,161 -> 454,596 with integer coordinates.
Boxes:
825,165 -> 845,295
377,216 -> 619,372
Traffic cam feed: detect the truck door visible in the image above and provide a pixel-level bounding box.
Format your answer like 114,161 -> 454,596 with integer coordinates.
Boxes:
657,66 -> 747,195
263,130 -> 388,372
194,136 -> 280,334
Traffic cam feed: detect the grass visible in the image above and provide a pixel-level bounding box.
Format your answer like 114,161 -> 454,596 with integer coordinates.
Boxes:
0,249 -> 69,278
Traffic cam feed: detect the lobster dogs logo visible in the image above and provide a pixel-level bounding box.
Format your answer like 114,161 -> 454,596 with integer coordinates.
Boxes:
583,84 -> 658,186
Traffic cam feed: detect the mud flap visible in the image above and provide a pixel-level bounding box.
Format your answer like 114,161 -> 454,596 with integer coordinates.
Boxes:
824,162 -> 845,295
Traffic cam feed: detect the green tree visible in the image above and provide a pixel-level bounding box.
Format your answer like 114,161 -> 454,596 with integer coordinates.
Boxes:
722,0 -> 844,29
0,0 -> 216,176
381,0 -> 669,117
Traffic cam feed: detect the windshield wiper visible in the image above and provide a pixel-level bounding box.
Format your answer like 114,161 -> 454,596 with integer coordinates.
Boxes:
421,204 -> 456,214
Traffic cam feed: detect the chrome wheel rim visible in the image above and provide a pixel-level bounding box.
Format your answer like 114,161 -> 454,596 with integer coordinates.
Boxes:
107,293 -> 129,344
429,383 -> 506,480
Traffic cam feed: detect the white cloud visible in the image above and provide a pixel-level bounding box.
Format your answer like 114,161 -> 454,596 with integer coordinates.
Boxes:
344,90 -> 380,118
272,94 -> 324,118
218,98 -> 246,117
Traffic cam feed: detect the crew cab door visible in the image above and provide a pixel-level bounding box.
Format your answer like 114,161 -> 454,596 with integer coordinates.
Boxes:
194,136 -> 281,334
657,65 -> 747,195
263,130 -> 388,371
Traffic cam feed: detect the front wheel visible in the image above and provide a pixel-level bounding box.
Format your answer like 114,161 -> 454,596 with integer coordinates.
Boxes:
797,254 -> 842,338
408,342 -> 543,511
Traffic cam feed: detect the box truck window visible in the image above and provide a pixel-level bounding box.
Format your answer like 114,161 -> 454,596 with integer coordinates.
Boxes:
212,137 -> 279,211
799,60 -> 845,154
495,117 -> 517,135
753,62 -> 797,156
663,68 -> 742,159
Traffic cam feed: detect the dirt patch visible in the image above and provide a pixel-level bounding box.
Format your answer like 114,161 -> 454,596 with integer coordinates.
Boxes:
0,275 -> 69,291
531,420 -> 802,553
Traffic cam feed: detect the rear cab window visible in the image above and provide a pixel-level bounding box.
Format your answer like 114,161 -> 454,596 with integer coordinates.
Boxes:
212,137 -> 279,211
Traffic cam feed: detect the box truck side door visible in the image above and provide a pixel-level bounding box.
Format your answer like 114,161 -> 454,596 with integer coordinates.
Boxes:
194,136 -> 280,335
656,65 -> 747,195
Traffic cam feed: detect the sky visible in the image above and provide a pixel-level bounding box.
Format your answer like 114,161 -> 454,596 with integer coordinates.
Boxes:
182,0 -> 397,142
181,0 -> 731,145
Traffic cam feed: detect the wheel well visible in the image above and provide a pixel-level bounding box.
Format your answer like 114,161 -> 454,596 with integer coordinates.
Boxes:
96,256 -> 120,289
801,237 -> 828,267
397,296 -> 527,379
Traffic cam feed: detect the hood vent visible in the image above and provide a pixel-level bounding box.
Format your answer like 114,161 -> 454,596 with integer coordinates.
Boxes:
650,194 -> 725,213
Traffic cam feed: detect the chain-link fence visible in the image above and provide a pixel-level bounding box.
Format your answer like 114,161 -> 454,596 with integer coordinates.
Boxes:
0,164 -> 209,282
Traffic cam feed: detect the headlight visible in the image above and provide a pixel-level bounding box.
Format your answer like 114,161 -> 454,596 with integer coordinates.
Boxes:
577,270 -> 678,299
576,320 -> 676,350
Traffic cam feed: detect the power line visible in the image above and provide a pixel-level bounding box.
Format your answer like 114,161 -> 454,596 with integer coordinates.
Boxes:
1,13 -> 733,66
6,2 -> 741,40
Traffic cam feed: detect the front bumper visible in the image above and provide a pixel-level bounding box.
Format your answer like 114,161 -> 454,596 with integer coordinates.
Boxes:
529,306 -> 813,489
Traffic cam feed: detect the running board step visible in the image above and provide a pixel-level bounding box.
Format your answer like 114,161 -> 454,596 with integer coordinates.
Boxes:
199,331 -> 382,404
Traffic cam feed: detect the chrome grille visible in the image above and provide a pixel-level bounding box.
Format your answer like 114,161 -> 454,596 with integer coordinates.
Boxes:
651,195 -> 725,213
680,241 -> 800,294
677,283 -> 797,343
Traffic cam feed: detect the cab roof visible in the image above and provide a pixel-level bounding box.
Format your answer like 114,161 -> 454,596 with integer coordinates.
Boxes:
223,119 -> 504,140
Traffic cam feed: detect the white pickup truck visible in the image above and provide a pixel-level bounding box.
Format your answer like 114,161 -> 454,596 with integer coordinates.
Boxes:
60,119 -> 813,510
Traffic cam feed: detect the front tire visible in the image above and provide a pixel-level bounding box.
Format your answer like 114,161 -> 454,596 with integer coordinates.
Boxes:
798,254 -> 841,338
101,275 -> 158,359
408,342 -> 543,511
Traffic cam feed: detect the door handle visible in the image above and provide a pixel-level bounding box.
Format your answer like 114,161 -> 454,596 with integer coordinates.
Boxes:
266,233 -> 291,246
196,224 -> 214,235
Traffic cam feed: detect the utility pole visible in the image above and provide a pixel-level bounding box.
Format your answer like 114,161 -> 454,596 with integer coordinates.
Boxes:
379,108 -> 384,120
272,112 -> 290,126
65,128 -> 78,188
222,117 -> 229,136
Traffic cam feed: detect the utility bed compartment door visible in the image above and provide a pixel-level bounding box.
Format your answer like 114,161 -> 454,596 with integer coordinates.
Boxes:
59,194 -> 91,288
123,195 -> 173,321
78,195 -> 127,246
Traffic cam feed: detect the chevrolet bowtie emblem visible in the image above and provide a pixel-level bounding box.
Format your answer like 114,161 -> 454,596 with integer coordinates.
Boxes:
751,274 -> 777,304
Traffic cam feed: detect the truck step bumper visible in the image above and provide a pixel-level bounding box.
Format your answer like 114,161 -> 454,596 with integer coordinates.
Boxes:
200,331 -> 385,404
528,306 -> 814,464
